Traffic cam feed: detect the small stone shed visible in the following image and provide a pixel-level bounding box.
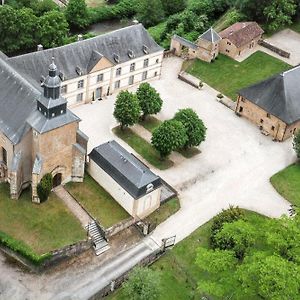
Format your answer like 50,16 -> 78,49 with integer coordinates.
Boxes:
88,140 -> 162,219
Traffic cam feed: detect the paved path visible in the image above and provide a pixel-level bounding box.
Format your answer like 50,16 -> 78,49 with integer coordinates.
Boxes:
0,57 -> 296,299
54,186 -> 92,228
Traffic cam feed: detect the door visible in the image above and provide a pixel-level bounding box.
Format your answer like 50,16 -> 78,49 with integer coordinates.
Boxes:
53,173 -> 62,188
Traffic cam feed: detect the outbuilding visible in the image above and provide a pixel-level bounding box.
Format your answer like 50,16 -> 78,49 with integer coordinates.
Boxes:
88,141 -> 162,219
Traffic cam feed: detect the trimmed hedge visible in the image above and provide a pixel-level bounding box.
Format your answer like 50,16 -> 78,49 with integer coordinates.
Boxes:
0,231 -> 51,265
37,173 -> 53,203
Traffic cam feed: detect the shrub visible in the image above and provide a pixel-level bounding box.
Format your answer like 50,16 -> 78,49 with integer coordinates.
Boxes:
293,130 -> 300,159
210,206 -> 244,248
0,231 -> 51,265
37,173 -> 53,203
217,93 -> 224,99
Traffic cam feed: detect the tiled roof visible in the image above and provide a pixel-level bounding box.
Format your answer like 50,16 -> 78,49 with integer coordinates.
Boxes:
172,35 -> 198,50
219,22 -> 264,48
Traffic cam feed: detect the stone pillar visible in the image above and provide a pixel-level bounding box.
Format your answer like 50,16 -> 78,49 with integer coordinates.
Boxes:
10,171 -> 18,199
32,173 -> 40,203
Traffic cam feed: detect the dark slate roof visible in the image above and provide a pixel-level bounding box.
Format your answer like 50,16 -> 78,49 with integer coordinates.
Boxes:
219,22 -> 264,48
199,28 -> 221,43
8,24 -> 164,83
89,140 -> 162,199
173,35 -> 198,50
239,66 -> 300,125
0,57 -> 40,144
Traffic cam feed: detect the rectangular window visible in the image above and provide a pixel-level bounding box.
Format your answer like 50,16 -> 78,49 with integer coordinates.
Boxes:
271,126 -> 275,131
129,75 -> 134,85
267,113 -> 271,118
239,106 -> 243,113
61,85 -> 67,94
226,49 -> 230,53
156,58 -> 159,64
77,80 -> 84,89
97,74 -> 103,82
76,93 -> 83,102
142,71 -> 148,81
130,63 -> 135,72
2,147 -> 7,165
143,58 -> 149,68
115,80 -> 120,89
154,71 -> 158,77
260,119 -> 264,124
116,68 -> 121,76
95,87 -> 102,99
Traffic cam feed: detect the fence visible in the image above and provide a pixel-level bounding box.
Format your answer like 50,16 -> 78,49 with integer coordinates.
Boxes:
258,40 -> 290,58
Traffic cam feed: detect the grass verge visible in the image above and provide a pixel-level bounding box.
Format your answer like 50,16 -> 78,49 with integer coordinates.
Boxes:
109,210 -> 267,300
65,173 -> 129,228
0,183 -> 85,255
185,51 -> 291,100
270,163 -> 300,207
113,126 -> 174,170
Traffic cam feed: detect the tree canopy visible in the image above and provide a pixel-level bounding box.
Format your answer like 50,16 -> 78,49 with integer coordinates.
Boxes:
136,0 -> 165,28
65,0 -> 89,30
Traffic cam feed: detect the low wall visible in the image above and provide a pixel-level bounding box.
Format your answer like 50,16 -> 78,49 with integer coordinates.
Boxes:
105,217 -> 136,239
89,247 -> 165,299
258,40 -> 290,58
178,71 -> 201,89
163,49 -> 174,58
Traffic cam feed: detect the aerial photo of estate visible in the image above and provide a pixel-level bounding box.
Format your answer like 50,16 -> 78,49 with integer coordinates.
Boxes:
0,0 -> 300,299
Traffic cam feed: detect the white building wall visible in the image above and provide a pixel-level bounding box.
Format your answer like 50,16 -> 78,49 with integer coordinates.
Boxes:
88,160 -> 161,219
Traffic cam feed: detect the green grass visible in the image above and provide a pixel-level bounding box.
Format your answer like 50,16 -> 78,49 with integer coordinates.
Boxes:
270,163 -> 300,207
144,197 -> 180,225
65,174 -> 129,228
148,21 -> 168,49
85,0 -> 105,8
186,51 -> 291,100
0,184 -> 85,255
113,126 -> 174,170
109,210 -> 267,300
139,117 -> 201,159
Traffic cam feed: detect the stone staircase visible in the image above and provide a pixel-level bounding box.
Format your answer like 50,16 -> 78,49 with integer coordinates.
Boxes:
86,221 -> 110,256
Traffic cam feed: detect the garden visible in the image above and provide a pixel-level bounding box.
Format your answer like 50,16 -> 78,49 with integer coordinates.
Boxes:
185,51 -> 291,100
0,183 -> 86,261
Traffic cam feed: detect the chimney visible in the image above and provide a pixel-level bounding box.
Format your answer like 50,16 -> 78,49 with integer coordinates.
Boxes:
37,44 -> 43,51
77,34 -> 83,41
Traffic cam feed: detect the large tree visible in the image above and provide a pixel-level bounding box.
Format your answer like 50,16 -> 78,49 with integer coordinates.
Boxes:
123,267 -> 161,300
113,90 -> 141,130
151,120 -> 187,159
136,83 -> 163,120
65,0 -> 89,30
162,0 -> 186,16
37,10 -> 69,48
136,0 -> 164,28
173,108 -> 206,148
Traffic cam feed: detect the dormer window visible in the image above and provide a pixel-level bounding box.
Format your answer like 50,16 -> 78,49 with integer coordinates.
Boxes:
113,53 -> 120,63
40,76 -> 45,83
128,50 -> 135,59
75,66 -> 82,76
59,71 -> 64,81
146,183 -> 154,193
143,45 -> 149,54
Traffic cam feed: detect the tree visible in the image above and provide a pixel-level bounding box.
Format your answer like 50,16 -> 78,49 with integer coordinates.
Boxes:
136,0 -> 164,28
136,83 -> 163,120
65,0 -> 89,30
37,10 -> 69,48
162,0 -> 186,16
263,0 -> 297,32
173,108 -> 206,148
123,267 -> 161,300
113,90 -> 141,130
293,130 -> 300,158
151,120 -> 187,159
37,173 -> 53,202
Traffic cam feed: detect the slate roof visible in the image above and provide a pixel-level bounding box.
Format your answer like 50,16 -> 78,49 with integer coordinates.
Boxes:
219,22 -> 264,48
8,24 -> 163,83
199,28 -> 221,43
89,140 -> 162,199
238,66 -> 300,125
172,35 -> 198,50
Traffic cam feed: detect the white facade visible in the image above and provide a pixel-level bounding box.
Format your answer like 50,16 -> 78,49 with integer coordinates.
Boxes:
88,159 -> 161,219
61,51 -> 164,107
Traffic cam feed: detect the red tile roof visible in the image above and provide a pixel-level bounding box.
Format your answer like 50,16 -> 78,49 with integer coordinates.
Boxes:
219,22 -> 264,48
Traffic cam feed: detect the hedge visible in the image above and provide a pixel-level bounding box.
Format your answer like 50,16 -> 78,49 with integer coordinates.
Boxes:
0,231 -> 51,265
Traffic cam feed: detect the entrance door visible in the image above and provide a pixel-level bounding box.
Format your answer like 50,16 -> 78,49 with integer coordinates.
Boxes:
53,173 -> 62,188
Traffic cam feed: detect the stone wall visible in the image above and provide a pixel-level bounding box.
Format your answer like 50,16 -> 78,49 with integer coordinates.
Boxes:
105,217 -> 136,239
258,40 -> 290,58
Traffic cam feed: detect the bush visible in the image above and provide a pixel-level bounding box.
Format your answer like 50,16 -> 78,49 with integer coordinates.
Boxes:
293,130 -> 300,159
210,206 -> 244,248
217,93 -> 224,99
0,231 -> 51,265
37,173 -> 53,203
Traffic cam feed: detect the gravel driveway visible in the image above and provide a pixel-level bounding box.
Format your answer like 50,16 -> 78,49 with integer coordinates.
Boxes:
0,57 -> 295,299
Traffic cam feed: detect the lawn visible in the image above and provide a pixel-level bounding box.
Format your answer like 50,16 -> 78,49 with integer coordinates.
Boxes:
270,163 -> 300,207
113,126 -> 174,170
0,184 -> 85,255
65,174 -> 129,228
185,51 -> 291,100
139,117 -> 201,159
144,197 -> 180,225
109,210 -> 267,300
